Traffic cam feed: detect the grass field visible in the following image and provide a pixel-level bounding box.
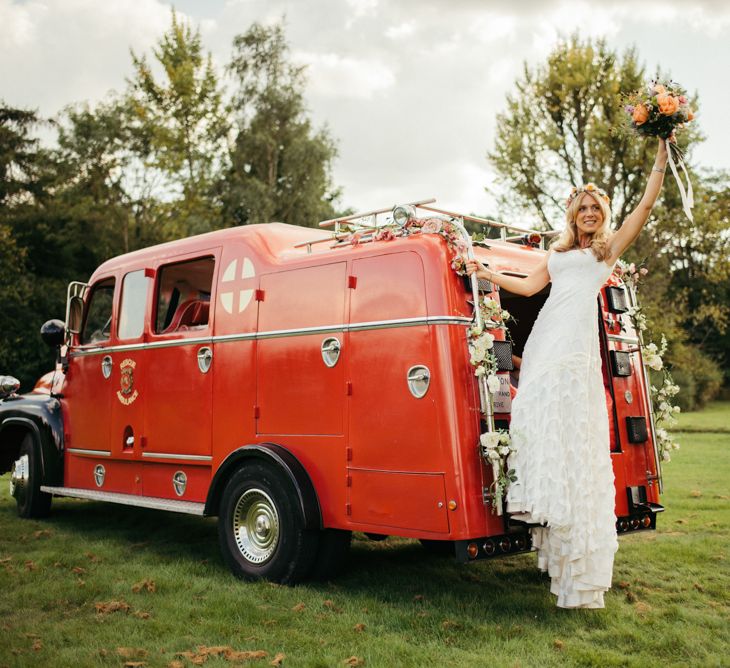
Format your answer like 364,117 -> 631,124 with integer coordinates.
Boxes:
1,405 -> 728,667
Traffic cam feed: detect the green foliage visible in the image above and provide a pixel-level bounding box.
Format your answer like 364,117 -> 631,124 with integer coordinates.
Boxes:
127,10 -> 230,238
488,34 -> 701,228
223,22 -> 339,228
627,171 -> 730,408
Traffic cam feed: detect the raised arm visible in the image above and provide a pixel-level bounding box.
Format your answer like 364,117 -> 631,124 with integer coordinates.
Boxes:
606,139 -> 669,263
465,251 -> 550,297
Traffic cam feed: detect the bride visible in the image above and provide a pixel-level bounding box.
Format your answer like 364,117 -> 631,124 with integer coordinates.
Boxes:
466,138 -> 669,608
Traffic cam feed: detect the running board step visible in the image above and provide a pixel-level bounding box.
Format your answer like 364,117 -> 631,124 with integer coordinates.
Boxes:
40,486 -> 205,516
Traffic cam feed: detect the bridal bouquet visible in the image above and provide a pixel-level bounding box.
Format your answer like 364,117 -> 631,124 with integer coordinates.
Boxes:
623,79 -> 694,139
621,79 -> 695,221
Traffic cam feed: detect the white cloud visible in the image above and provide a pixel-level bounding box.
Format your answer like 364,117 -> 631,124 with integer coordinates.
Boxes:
0,0 -> 177,115
297,51 -> 396,100
385,20 -> 416,40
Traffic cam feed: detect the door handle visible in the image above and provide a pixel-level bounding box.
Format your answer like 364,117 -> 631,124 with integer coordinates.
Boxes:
321,337 -> 341,367
197,347 -> 213,373
407,365 -> 431,398
101,355 -> 112,379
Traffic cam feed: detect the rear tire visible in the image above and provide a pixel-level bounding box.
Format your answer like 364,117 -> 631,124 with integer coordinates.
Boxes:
217,462 -> 319,584
310,529 -> 352,581
11,434 -> 52,519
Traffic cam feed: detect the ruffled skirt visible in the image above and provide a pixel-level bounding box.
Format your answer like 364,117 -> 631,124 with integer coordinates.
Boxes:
506,352 -> 619,609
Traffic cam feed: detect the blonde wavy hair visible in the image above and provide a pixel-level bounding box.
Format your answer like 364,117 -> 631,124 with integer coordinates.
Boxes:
551,187 -> 612,261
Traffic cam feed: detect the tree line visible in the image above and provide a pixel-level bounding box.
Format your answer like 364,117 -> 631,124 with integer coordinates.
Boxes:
1,18 -> 727,408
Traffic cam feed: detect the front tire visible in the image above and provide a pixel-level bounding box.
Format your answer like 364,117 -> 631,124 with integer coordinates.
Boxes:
11,434 -> 52,518
217,462 -> 319,584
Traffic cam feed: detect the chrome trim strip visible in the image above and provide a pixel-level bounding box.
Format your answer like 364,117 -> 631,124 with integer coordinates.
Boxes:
39,486 -> 205,515
71,336 -> 213,357
141,452 -> 213,462
256,324 -> 345,340
67,448 -> 112,457
607,334 -> 640,345
69,316 -> 472,356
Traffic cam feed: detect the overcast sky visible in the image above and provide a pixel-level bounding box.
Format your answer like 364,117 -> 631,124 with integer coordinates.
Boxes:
2,0 -> 729,226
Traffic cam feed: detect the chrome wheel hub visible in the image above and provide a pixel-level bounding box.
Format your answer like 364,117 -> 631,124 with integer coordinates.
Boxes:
9,454 -> 29,502
232,488 -> 280,564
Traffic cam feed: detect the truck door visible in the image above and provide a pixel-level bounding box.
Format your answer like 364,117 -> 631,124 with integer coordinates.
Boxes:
143,254 -> 218,476
108,269 -> 152,493
347,251 -> 448,533
63,276 -> 116,483
256,262 -> 347,436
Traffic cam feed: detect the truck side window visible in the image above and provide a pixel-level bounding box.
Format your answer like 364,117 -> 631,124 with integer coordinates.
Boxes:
81,278 -> 115,344
118,270 -> 151,340
155,257 -> 214,334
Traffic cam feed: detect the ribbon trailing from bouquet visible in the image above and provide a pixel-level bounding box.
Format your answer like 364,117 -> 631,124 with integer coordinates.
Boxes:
666,138 -> 694,222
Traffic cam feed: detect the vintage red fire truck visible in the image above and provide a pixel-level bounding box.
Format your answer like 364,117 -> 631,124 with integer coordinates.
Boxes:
1,200 -> 664,583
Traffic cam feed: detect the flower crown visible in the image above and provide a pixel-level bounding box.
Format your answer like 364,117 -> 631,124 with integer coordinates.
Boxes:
566,183 -> 610,208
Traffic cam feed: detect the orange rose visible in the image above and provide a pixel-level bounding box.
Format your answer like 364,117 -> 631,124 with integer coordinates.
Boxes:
687,109 -> 695,121
657,93 -> 680,116
632,104 -> 649,125
653,84 -> 666,95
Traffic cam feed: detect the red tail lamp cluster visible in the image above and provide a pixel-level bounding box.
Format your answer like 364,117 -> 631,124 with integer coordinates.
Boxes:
616,514 -> 653,533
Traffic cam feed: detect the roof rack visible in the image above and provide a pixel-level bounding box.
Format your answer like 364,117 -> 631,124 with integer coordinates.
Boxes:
293,198 -> 558,252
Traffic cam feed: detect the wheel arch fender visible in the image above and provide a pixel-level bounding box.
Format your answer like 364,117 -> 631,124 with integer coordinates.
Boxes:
0,405 -> 63,486
205,443 -> 322,530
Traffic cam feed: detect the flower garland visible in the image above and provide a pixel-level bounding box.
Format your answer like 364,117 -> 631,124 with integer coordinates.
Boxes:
614,260 -> 681,462
468,296 -> 516,508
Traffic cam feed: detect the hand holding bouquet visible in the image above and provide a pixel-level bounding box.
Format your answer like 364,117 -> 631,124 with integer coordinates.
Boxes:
622,79 -> 695,221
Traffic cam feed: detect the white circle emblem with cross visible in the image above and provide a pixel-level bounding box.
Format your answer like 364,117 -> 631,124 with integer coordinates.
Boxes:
220,258 -> 256,314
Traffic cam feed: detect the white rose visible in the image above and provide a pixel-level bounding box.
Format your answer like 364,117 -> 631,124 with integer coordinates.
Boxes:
478,332 -> 494,350
648,357 -> 663,371
480,432 -> 500,449
488,449 -> 501,461
499,445 -> 511,456
662,451 -> 671,462
486,375 -> 500,393
474,366 -> 486,377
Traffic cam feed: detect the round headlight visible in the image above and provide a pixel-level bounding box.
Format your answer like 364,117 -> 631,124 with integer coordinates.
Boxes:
392,204 -> 415,227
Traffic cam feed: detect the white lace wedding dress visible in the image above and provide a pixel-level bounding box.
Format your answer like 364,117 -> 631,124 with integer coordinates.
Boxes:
505,248 -> 619,609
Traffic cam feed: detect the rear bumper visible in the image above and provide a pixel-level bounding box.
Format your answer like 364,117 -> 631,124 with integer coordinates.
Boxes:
454,504 -> 664,563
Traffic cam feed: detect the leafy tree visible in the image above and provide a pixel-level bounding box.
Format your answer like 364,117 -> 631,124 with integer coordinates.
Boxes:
489,35 -> 701,229
224,22 -> 339,228
489,35 -> 727,406
629,171 -> 729,406
127,10 -> 229,237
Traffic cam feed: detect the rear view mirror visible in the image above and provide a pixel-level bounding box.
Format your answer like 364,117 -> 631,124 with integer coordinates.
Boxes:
40,319 -> 66,348
67,296 -> 84,334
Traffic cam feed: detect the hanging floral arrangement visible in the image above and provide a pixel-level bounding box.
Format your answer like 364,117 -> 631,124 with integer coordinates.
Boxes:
614,260 -> 681,462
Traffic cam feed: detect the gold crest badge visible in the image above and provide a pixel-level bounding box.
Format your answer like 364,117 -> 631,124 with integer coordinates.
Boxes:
116,358 -> 139,405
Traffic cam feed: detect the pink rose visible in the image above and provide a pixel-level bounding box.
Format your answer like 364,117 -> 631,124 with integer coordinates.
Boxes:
348,232 -> 362,246
421,218 -> 443,234
640,267 -> 649,276
375,228 -> 396,242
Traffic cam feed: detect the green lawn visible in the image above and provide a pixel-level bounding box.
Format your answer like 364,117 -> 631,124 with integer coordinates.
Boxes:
1,405 -> 728,667
674,400 -> 730,433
